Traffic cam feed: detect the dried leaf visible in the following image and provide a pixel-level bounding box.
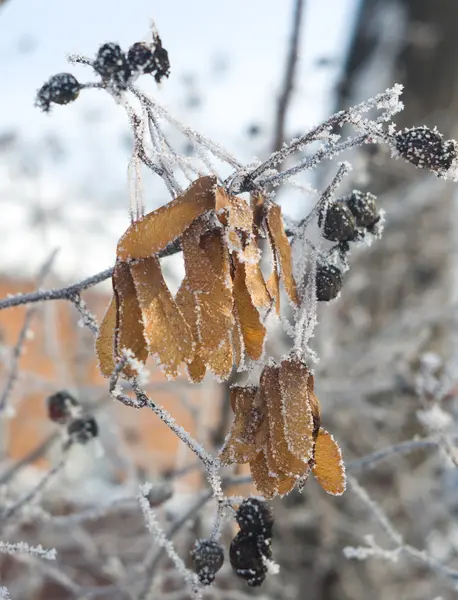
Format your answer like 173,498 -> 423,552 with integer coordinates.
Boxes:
231,319 -> 243,368
175,279 -> 206,383
233,258 -> 266,361
206,335 -> 233,381
250,449 -> 279,499
262,365 -> 309,476
312,428 -> 346,496
241,241 -> 272,309
96,295 -> 117,378
266,203 -> 298,305
265,231 -> 281,315
182,219 -> 226,293
215,188 -> 253,231
278,356 -> 317,461
277,471 -> 299,497
130,257 -> 194,379
113,261 -> 148,377
198,280 -> 234,357
220,386 -> 260,465
117,176 -> 217,261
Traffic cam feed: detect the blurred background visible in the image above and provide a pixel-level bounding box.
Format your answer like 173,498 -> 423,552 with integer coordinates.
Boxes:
1,0 -> 458,599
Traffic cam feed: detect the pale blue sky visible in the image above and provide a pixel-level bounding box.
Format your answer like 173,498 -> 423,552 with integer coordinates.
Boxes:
0,0 -> 360,278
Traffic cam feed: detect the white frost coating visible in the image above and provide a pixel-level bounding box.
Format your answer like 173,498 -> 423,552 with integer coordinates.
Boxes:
0,541 -> 56,561
343,534 -> 400,563
0,587 -> 10,600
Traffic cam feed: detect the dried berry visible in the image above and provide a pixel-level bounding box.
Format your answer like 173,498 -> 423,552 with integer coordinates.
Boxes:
236,498 -> 274,537
190,539 -> 224,585
315,264 -> 342,301
47,391 -> 80,424
345,190 -> 378,228
127,42 -> 156,74
36,73 -> 81,112
93,42 -> 131,89
67,416 -> 98,444
152,37 -> 170,83
230,531 -> 271,587
318,201 -> 356,242
395,126 -> 457,171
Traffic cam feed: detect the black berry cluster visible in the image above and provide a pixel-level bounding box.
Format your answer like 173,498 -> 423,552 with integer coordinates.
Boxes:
46,391 -> 98,444
230,498 -> 274,587
395,126 -> 457,172
190,539 -> 224,586
94,38 -> 170,90
36,73 -> 81,112
314,189 -> 381,301
36,36 -> 170,111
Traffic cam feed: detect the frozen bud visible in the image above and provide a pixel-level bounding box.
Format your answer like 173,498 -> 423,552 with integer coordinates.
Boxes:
345,190 -> 378,228
395,126 -> 457,171
190,539 -> 224,585
230,532 -> 271,587
127,42 -> 156,74
318,201 -> 356,242
236,498 -> 274,538
36,73 -> 80,112
94,42 -> 131,88
47,391 -> 80,424
315,264 -> 342,302
152,37 -> 170,83
67,416 -> 98,444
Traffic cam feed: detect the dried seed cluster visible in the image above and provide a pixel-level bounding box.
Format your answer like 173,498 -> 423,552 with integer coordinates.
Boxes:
93,37 -> 169,90
47,391 -> 98,444
96,176 -> 299,382
395,126 -> 457,172
220,354 -> 346,498
230,498 -> 274,587
190,539 -> 224,586
314,190 -> 381,302
36,35 -> 169,111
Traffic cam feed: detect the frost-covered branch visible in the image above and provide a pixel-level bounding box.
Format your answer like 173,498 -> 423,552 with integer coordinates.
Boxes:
347,476 -> 458,587
0,541 -> 56,561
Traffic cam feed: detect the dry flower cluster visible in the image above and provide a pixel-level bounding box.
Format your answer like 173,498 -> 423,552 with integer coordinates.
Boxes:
94,172 -> 345,498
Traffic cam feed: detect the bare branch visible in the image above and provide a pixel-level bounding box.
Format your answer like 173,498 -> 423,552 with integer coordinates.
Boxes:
272,0 -> 305,152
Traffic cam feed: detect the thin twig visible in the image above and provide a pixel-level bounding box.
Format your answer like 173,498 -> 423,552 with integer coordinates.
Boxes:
0,441 -> 72,522
0,251 -> 58,415
272,0 -> 305,152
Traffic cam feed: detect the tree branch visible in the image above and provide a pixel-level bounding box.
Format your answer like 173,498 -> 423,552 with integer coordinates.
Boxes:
272,0 -> 305,152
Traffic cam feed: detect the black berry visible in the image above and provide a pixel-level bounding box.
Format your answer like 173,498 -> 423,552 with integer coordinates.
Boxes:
67,416 -> 98,444
315,264 -> 342,301
93,43 -> 131,89
36,73 -> 80,112
230,531 -> 271,587
47,391 -> 80,424
345,190 -> 378,228
395,126 -> 457,171
127,42 -> 156,74
236,498 -> 274,538
318,201 -> 356,242
190,539 -> 224,586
